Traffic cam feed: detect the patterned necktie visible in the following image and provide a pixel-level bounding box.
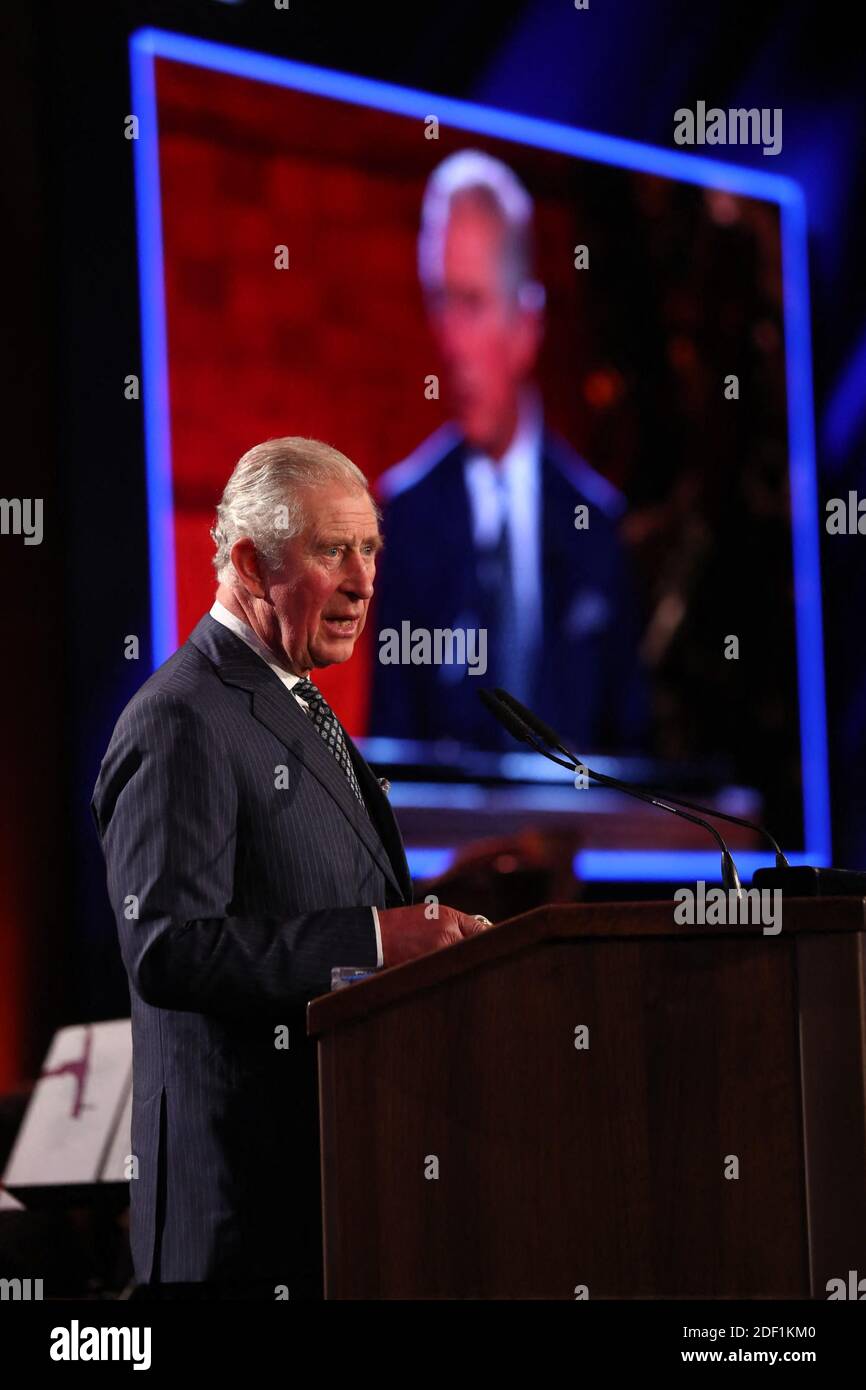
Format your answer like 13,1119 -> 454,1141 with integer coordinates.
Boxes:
292,676 -> 367,811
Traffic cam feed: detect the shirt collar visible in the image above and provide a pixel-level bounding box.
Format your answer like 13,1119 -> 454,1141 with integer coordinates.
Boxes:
465,384 -> 543,487
209,599 -> 304,691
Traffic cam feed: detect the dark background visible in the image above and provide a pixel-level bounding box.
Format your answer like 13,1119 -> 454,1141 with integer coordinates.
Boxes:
2,0 -> 864,1090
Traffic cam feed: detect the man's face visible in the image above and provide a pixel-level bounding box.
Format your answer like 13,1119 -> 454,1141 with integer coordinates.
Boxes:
266,483 -> 382,673
425,201 -> 541,454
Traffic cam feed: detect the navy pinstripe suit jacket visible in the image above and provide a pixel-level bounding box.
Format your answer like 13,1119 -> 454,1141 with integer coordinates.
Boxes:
90,612 -> 412,1291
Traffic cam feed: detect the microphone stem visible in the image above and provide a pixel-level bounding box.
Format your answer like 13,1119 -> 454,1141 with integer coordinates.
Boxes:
523,732 -> 731,860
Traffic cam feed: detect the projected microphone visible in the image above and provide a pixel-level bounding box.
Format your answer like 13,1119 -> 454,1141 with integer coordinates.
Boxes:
478,688 -> 743,895
492,687 -> 789,871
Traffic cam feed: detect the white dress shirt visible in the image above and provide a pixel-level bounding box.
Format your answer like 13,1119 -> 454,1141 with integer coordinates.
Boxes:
209,599 -> 383,968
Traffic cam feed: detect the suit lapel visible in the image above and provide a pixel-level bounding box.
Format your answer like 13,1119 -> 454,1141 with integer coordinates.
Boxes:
343,729 -> 412,902
188,615 -> 407,900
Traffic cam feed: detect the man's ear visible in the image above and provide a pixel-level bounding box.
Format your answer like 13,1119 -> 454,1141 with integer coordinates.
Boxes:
516,305 -> 544,374
230,538 -> 268,598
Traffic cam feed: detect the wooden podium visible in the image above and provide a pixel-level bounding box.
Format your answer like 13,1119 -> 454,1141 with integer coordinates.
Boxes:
307,899 -> 866,1300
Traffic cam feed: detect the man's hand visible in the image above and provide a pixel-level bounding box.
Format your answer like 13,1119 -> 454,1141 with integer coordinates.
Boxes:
377,903 -> 492,968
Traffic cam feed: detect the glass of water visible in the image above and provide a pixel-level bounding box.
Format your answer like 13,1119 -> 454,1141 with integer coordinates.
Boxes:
331,966 -> 378,991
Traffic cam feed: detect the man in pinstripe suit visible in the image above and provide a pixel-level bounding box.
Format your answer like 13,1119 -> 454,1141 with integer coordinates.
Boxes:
91,437 -> 487,1300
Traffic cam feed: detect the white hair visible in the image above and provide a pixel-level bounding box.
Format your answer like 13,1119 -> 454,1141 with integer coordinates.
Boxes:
417,148 -> 545,311
211,436 -> 379,583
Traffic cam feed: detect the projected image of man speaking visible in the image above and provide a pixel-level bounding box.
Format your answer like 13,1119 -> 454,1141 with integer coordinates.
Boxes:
370,150 -> 649,752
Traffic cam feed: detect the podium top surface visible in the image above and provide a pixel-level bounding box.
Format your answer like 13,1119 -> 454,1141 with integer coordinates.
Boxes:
307,897 -> 866,1038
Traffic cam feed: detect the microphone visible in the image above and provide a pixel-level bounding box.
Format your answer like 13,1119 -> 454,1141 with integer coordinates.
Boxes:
478,688 -> 743,895
492,687 -> 789,871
